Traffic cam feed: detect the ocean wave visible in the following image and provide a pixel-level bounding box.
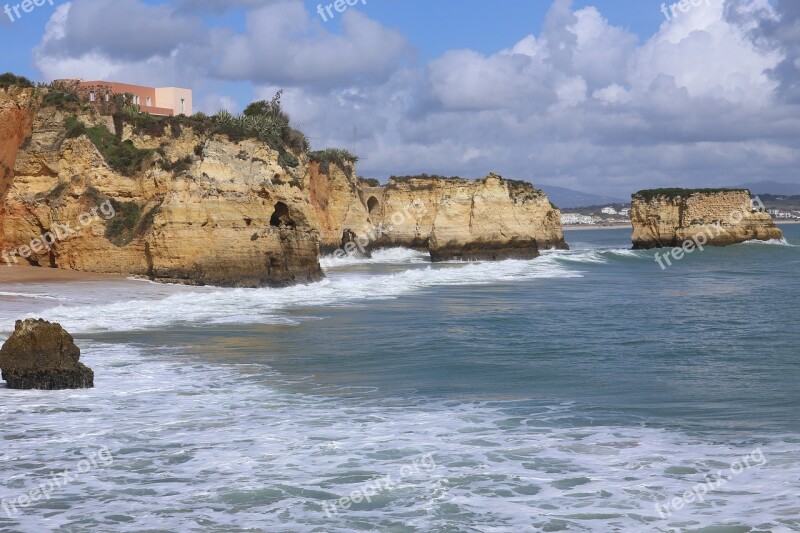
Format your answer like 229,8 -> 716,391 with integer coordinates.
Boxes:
739,237 -> 796,247
321,247 -> 430,269
547,248 -> 650,265
0,291 -> 63,300
1,347 -> 798,532
24,256 -> 581,333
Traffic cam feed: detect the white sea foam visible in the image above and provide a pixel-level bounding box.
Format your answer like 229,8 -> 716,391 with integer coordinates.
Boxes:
0,344 -> 797,532
547,248 -> 649,265
0,292 -> 62,300
12,255 -> 580,334
321,247 -> 430,269
740,237 -> 795,247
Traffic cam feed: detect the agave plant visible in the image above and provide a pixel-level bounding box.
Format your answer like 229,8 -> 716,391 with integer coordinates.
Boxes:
214,110 -> 234,125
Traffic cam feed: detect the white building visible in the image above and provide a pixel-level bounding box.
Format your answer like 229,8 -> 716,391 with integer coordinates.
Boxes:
562,213 -> 597,225
601,207 -> 618,215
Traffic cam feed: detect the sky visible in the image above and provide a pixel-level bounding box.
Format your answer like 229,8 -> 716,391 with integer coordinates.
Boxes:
1,0 -> 798,197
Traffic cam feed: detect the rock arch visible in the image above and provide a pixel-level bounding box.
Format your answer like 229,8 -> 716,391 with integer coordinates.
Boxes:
367,196 -> 379,214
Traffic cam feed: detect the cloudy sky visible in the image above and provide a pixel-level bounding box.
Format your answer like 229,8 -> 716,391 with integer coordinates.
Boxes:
1,0 -> 799,197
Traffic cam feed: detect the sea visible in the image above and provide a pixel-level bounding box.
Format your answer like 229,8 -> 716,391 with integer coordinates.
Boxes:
0,225 -> 798,532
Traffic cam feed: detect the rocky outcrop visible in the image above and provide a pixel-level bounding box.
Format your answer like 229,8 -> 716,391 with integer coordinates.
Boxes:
0,89 -> 323,287
631,188 -> 782,249
365,173 -> 568,261
0,319 -> 93,389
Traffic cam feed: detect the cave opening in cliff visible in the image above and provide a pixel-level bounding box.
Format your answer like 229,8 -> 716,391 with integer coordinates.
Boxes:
270,201 -> 295,229
367,196 -> 379,213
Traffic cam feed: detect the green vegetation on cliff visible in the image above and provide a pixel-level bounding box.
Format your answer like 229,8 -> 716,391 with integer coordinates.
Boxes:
65,117 -> 153,177
358,177 -> 381,187
504,178 -> 545,202
0,73 -> 34,89
634,188 -> 748,201
115,90 -> 308,172
309,149 -> 359,178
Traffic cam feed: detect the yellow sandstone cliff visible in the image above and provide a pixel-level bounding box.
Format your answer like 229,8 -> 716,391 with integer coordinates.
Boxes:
631,189 -> 782,249
0,88 -> 322,287
0,87 -> 34,201
363,173 -> 568,261
303,154 -> 372,254
0,85 -> 569,286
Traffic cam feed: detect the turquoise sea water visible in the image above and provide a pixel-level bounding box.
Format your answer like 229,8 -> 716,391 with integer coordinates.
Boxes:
0,225 -> 798,532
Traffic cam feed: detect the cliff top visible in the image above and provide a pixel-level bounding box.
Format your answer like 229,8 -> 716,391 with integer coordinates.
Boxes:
633,187 -> 750,201
0,73 -> 34,89
385,173 -> 544,195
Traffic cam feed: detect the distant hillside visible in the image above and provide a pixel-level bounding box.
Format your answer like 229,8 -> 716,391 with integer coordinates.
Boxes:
732,181 -> 800,195
536,185 -> 626,209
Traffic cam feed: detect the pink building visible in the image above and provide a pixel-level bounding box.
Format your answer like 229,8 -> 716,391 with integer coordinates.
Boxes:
57,79 -> 192,116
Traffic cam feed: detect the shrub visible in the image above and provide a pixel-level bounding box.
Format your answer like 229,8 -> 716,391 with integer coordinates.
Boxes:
83,186 -> 107,206
504,178 -> 545,202
633,188 -> 746,201
82,123 -> 154,177
64,116 -> 86,139
104,200 -> 142,246
47,181 -> 69,199
358,177 -> 381,187
0,73 -> 34,88
41,87 -> 83,111
159,155 -> 193,174
309,149 -> 359,177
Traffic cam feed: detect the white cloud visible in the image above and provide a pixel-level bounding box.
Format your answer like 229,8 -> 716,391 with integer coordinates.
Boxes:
215,1 -> 411,86
30,0 -> 800,196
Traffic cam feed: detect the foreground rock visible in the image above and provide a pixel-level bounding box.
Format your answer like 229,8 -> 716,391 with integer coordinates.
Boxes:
631,188 -> 782,249
0,319 -> 94,389
364,173 -> 568,261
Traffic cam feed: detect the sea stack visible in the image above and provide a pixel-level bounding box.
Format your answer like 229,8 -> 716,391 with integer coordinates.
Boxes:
0,319 -> 94,389
630,188 -> 783,249
365,173 -> 568,261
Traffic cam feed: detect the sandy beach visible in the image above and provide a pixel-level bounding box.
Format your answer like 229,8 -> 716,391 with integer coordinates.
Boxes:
564,223 -> 631,231
0,265 -> 125,284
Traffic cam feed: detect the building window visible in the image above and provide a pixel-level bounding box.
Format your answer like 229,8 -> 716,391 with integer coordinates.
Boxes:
146,97 -> 152,107
180,98 -> 185,113
89,91 -> 95,102
104,93 -> 109,102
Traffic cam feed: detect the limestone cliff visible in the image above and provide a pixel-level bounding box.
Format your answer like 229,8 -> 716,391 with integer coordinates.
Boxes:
0,87 -> 34,201
631,188 -> 782,249
1,85 -> 570,285
303,153 -> 372,254
363,173 -> 568,261
0,88 -> 322,287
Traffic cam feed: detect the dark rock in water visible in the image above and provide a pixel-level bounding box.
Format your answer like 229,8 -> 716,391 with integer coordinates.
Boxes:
0,319 -> 94,390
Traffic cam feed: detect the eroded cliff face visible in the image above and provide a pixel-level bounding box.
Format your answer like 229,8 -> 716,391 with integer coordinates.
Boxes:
0,88 -> 35,201
365,173 -> 568,261
303,160 -> 372,254
0,92 -> 322,287
0,88 -> 570,284
631,189 -> 782,249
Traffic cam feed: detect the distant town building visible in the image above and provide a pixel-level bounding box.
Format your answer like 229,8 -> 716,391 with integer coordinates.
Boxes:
55,79 -> 192,116
601,206 -> 618,215
619,208 -> 630,217
562,213 -> 597,225
767,209 -> 798,220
